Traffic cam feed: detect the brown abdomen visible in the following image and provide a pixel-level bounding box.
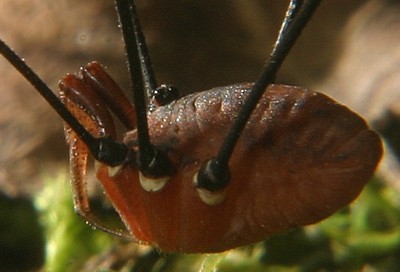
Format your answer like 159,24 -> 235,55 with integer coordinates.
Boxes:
104,83 -> 382,253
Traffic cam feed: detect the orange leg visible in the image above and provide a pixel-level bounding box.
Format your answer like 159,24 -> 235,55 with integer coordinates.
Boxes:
58,62 -> 136,239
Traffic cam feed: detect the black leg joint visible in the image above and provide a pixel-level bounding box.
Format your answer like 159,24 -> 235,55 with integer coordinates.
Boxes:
195,159 -> 230,192
92,136 -> 130,166
136,146 -> 175,178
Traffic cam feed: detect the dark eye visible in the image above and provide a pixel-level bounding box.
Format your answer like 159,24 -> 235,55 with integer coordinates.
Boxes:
150,84 -> 179,106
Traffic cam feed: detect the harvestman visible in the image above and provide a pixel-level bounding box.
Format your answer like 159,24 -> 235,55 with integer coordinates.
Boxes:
0,0 -> 382,253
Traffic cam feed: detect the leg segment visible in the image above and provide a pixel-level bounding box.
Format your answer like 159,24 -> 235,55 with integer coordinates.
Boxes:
59,64 -> 136,240
82,62 -> 137,130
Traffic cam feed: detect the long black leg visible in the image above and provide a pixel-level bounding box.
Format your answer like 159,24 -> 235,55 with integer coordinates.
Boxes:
0,40 -> 128,167
115,0 -> 174,178
196,0 -> 322,191
276,0 -> 304,52
116,0 -> 157,95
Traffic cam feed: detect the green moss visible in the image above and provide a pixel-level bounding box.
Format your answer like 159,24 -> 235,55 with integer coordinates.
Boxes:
34,173 -> 114,272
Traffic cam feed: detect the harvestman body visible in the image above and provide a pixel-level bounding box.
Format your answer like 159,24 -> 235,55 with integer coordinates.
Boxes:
0,0 -> 382,253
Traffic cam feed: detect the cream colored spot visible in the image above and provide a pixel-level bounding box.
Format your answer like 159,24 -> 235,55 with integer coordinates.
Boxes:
139,172 -> 169,192
107,165 -> 123,177
193,172 -> 226,205
196,187 -> 226,206
95,161 -> 123,177
94,160 -> 102,172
